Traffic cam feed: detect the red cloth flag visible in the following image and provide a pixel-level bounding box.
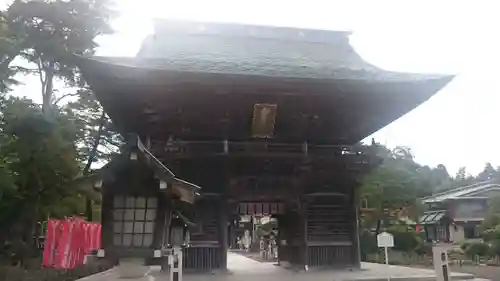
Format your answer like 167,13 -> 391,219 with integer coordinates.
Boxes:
43,217 -> 102,269
54,219 -> 73,269
42,219 -> 61,267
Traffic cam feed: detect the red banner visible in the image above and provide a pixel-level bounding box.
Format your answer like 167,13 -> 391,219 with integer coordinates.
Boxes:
42,219 -> 61,267
42,217 -> 101,269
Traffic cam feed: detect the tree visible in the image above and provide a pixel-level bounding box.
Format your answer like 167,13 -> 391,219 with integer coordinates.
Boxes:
2,0 -> 114,111
0,8 -> 22,92
66,88 -> 121,165
477,162 -> 497,182
66,88 -> 121,220
482,196 -> 500,232
454,166 -> 475,186
455,166 -> 467,181
0,97 -> 82,263
387,223 -> 425,253
1,0 -> 117,223
361,144 -> 442,233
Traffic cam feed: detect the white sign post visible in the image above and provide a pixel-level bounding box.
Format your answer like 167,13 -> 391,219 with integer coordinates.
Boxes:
432,243 -> 452,281
377,232 -> 394,281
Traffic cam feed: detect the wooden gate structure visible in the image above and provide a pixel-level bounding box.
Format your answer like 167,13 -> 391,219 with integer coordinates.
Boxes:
78,20 -> 453,271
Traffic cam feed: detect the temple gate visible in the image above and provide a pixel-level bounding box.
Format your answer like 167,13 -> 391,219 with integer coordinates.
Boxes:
78,20 -> 453,271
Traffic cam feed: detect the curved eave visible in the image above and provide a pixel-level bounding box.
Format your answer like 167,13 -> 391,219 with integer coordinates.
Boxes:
78,56 -> 453,84
77,56 -> 453,143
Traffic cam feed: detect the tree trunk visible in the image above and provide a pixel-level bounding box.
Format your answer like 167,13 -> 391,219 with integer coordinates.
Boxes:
41,70 -> 54,113
375,219 -> 381,234
83,111 -> 106,221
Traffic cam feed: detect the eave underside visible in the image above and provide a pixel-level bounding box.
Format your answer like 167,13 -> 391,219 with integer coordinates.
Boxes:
79,58 -> 452,145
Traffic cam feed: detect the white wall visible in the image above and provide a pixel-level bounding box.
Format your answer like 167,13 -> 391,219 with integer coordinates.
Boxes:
449,224 -> 465,243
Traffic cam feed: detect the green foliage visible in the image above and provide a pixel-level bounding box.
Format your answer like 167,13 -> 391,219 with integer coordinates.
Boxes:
359,230 -> 378,256
361,142 -> 500,237
66,88 -> 121,165
387,223 -> 425,253
0,9 -> 22,93
479,196 -> 500,259
414,240 -> 432,256
482,196 -> 500,231
1,0 -> 119,226
0,97 -> 84,263
489,239 -> 500,258
256,219 -> 277,237
462,241 -> 490,258
477,163 -> 498,182
361,144 -> 451,231
65,88 -> 121,220
1,0 -> 115,110
460,241 -> 471,252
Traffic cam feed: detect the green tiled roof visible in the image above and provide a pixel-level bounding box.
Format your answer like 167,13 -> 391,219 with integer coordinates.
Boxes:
92,20 -> 452,82
419,211 -> 447,225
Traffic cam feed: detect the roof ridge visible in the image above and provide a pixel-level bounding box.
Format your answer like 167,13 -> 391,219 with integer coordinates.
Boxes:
459,183 -> 500,196
152,18 -> 353,36
422,179 -> 498,200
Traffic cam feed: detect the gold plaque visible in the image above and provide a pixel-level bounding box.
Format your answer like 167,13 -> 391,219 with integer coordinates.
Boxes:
252,103 -> 277,138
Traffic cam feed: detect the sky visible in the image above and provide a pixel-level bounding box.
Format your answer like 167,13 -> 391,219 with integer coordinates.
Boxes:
3,0 -> 500,175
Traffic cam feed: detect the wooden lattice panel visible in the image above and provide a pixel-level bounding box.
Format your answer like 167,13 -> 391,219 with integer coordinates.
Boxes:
111,196 -> 157,247
190,199 -> 220,242
306,196 -> 351,242
307,245 -> 353,266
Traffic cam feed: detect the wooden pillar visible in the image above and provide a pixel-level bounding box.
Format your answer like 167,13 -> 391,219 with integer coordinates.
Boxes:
351,185 -> 361,268
219,197 -> 228,270
155,194 -> 170,249
301,198 -> 309,269
220,158 -> 230,270
229,218 -> 235,249
277,212 -> 287,264
101,187 -> 113,258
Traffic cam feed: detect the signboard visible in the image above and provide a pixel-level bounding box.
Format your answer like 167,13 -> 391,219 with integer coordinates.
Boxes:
377,232 -> 394,281
377,232 -> 394,248
252,103 -> 277,138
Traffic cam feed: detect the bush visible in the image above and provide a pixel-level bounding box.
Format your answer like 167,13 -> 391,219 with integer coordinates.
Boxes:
387,224 -> 424,253
488,239 -> 500,258
414,241 -> 432,256
483,225 -> 500,241
360,230 -> 378,259
462,241 -> 490,259
460,241 -> 471,252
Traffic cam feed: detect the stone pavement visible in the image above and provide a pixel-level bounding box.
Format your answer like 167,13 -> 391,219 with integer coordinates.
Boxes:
79,252 -> 489,281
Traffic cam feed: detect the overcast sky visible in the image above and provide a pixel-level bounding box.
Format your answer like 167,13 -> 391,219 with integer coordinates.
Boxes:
3,0 -> 500,175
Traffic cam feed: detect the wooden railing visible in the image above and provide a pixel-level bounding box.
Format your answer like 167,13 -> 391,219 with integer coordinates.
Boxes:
308,245 -> 353,267
150,139 -> 376,160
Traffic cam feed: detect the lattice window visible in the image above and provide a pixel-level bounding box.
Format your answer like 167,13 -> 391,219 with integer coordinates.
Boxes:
112,196 -> 157,247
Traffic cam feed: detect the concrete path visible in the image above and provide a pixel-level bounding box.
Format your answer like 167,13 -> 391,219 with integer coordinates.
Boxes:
79,252 -> 488,281
226,251 -> 285,275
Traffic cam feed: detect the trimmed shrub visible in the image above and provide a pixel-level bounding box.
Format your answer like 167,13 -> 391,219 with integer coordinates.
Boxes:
462,241 -> 490,259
